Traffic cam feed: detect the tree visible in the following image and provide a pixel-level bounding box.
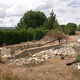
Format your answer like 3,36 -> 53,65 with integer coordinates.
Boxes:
77,25 -> 80,31
16,10 -> 47,29
64,23 -> 77,35
43,10 -> 59,29
60,24 -> 66,32
48,10 -> 56,29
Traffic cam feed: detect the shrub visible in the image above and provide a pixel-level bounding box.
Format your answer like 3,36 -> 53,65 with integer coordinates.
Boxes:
64,23 -> 77,35
76,55 -> 80,62
0,28 -> 49,45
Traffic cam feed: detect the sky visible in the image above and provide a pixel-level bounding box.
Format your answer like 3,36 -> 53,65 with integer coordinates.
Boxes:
0,0 -> 80,27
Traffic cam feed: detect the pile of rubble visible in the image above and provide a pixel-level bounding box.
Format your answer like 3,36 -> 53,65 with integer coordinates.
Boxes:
8,43 -> 77,66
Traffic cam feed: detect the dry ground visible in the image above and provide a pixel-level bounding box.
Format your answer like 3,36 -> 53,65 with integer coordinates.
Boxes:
0,57 -> 80,80
0,32 -> 80,80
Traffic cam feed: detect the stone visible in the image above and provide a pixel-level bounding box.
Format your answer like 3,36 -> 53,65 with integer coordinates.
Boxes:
42,55 -> 49,60
7,42 -> 78,66
78,63 -> 80,70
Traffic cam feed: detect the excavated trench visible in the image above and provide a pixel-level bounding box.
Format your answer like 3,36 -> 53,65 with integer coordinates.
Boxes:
8,44 -> 61,59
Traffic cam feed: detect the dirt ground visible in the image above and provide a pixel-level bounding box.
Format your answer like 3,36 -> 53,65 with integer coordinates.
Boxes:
0,32 -> 80,80
0,57 -> 80,80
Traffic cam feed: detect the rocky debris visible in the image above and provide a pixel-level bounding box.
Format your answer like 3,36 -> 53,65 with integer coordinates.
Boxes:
8,43 -> 77,66
78,63 -> 80,70
1,47 -> 13,57
59,54 -> 65,59
0,41 -> 49,62
0,41 -> 43,59
54,46 -> 76,56
5,41 -> 42,51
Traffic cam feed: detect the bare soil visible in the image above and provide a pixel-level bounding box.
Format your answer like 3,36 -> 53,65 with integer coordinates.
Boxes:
0,32 -> 80,80
0,57 -> 80,80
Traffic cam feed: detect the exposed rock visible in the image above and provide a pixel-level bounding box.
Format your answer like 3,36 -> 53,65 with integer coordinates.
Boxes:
8,43 -> 77,65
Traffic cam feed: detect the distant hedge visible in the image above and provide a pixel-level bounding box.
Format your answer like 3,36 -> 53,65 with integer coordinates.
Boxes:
0,29 -> 48,45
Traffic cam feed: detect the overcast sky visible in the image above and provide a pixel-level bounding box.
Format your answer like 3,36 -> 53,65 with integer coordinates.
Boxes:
0,0 -> 80,27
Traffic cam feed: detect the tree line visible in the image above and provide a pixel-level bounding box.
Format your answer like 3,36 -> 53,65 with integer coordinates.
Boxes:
16,10 -> 78,35
0,28 -> 48,45
0,10 -> 80,45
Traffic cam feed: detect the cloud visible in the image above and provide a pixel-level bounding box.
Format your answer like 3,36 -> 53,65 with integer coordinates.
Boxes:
0,2 -> 10,18
68,0 -> 80,8
34,0 -> 80,24
2,16 -> 20,27
6,0 -> 41,17
6,5 -> 24,17
0,18 -> 3,23
0,0 -> 41,27
35,0 -> 54,11
53,0 -> 80,24
0,0 -> 80,27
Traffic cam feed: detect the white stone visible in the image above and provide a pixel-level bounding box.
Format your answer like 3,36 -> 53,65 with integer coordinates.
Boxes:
42,55 -> 48,60
78,39 -> 80,43
78,63 -> 80,70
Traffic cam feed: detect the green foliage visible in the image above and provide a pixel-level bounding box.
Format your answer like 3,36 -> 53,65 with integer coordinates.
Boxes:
0,28 -> 49,45
77,25 -> 80,31
16,10 -> 47,29
48,10 -> 56,29
60,25 -> 66,32
76,55 -> 80,62
34,28 -> 48,40
43,19 -> 49,29
43,10 -> 58,29
17,10 -> 59,30
0,30 -> 5,45
0,10 -> 79,45
64,23 -> 77,35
